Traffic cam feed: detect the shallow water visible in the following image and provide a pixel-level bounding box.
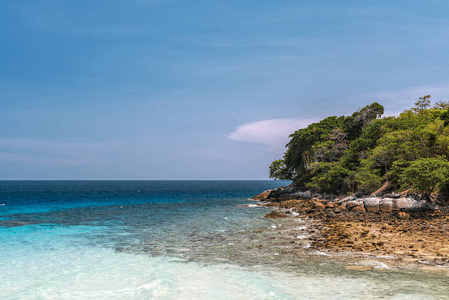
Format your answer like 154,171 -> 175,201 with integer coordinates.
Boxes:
1,181 -> 448,299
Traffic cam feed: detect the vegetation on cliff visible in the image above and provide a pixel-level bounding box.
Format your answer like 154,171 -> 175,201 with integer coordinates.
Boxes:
269,96 -> 449,199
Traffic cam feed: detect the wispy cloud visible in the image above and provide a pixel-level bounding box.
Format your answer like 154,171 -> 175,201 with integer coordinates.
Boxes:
229,118 -> 315,153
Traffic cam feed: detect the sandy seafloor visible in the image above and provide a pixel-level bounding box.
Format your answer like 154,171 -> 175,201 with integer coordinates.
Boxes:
1,180 -> 448,299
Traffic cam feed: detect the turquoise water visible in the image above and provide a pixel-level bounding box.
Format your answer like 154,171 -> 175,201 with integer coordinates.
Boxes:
1,181 -> 449,299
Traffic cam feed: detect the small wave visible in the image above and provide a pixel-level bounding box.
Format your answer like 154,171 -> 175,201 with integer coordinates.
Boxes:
358,260 -> 390,270
241,204 -> 262,208
294,225 -> 307,231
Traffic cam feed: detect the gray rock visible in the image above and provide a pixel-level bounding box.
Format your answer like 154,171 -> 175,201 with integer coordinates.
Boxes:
363,197 -> 380,212
410,200 -> 434,212
390,198 -> 433,212
379,198 -> 395,211
396,198 -> 418,210
338,196 -> 355,204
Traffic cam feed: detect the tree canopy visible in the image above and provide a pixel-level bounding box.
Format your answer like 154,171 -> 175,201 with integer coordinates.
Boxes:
270,97 -> 449,199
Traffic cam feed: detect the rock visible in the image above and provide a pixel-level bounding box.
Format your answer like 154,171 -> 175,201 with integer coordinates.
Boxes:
411,200 -> 434,212
338,204 -> 347,210
289,191 -> 312,200
394,198 -> 432,212
351,205 -> 366,212
313,201 -> 326,210
326,212 -> 337,218
398,212 -> 410,219
338,196 -> 355,205
278,194 -> 295,200
363,197 -> 380,212
264,211 -> 288,219
379,198 -> 394,211
328,194 -> 337,201
267,187 -> 296,200
383,193 -> 400,199
346,200 -> 365,211
396,198 -> 417,209
252,190 -> 272,200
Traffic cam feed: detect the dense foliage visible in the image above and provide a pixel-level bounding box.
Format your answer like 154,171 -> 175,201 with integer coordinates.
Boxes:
269,96 -> 449,198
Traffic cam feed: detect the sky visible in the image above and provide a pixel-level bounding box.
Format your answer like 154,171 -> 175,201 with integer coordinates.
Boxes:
1,0 -> 449,180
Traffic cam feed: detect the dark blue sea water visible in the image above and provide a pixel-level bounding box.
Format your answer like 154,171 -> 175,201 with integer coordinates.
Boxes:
1,181 -> 448,299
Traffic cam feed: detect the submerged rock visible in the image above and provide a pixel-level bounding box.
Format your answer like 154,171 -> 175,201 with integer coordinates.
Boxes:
264,211 -> 288,219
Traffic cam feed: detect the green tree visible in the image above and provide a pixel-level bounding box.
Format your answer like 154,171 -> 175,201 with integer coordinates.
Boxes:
400,156 -> 449,199
352,102 -> 384,132
440,108 -> 449,127
269,159 -> 294,181
307,163 -> 350,193
413,95 -> 431,113
433,100 -> 449,110
355,168 -> 382,194
355,159 -> 382,194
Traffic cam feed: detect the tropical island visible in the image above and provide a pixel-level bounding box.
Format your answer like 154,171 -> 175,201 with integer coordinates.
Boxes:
254,96 -> 449,268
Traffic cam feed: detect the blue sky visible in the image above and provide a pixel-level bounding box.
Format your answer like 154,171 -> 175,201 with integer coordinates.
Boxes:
1,0 -> 449,179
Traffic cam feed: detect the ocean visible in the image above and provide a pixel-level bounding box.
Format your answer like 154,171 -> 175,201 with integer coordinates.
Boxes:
1,180 -> 448,299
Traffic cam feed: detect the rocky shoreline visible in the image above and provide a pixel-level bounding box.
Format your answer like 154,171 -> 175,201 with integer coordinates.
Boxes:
252,186 -> 449,270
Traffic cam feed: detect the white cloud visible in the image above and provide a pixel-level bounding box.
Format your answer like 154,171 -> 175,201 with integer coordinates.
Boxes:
229,118 -> 315,153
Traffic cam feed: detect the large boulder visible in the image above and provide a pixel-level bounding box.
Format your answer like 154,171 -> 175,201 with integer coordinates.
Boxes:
363,197 -> 380,212
379,197 -> 433,212
379,198 -> 395,212
346,200 -> 365,212
266,186 -> 296,200
396,198 -> 425,211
